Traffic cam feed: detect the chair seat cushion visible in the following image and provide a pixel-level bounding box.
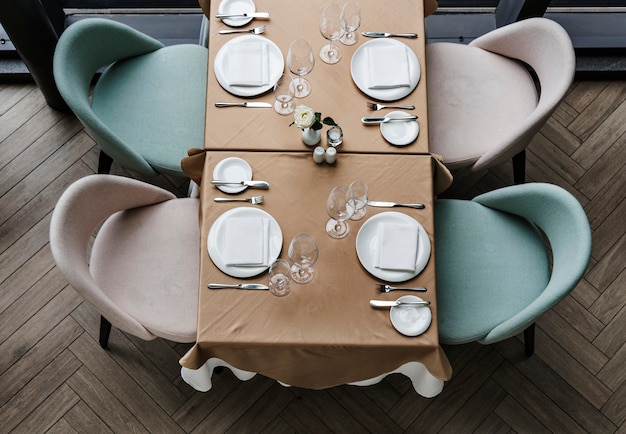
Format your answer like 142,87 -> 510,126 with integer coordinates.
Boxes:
434,199 -> 550,344
91,198 -> 200,342
426,42 -> 538,169
92,44 -> 208,177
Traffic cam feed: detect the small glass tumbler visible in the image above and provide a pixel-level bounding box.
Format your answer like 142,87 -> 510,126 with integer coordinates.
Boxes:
269,259 -> 292,296
349,180 -> 368,220
273,75 -> 295,115
327,125 -> 343,147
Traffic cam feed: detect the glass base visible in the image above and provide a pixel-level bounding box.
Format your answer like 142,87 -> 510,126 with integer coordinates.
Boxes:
326,218 -> 350,239
289,78 -> 311,98
320,43 -> 342,64
274,98 -> 295,115
290,264 -> 315,284
340,32 -> 357,45
350,207 -> 366,220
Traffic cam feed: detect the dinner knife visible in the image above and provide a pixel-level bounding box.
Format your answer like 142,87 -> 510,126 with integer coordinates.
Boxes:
215,12 -> 270,19
367,200 -> 425,209
362,116 -> 418,124
208,283 -> 270,290
211,180 -> 270,189
370,300 -> 430,308
215,102 -> 273,108
362,32 -> 418,39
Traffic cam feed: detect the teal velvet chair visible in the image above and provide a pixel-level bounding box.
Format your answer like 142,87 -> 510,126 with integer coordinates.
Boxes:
53,18 -> 208,177
434,183 -> 591,355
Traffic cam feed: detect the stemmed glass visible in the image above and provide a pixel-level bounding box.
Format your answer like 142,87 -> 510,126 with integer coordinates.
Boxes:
319,2 -> 344,64
288,233 -> 319,284
273,74 -> 295,115
287,39 -> 315,98
326,185 -> 355,239
348,180 -> 368,220
340,1 -> 361,46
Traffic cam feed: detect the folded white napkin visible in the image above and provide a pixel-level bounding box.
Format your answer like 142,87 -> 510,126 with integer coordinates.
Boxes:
222,217 -> 269,267
375,222 -> 419,272
366,45 -> 411,89
227,42 -> 269,87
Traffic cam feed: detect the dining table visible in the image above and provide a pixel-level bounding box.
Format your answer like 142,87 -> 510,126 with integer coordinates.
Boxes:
178,0 -> 453,397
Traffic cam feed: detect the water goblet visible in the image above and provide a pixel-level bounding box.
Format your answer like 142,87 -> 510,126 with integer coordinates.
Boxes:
348,180 -> 368,220
326,185 -> 355,239
269,259 -> 292,296
287,39 -> 315,98
319,2 -> 344,64
273,75 -> 295,115
288,233 -> 319,284
340,1 -> 361,46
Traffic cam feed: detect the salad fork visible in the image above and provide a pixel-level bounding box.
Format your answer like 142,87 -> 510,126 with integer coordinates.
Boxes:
367,102 -> 415,111
214,196 -> 264,205
219,26 -> 266,35
376,284 -> 427,293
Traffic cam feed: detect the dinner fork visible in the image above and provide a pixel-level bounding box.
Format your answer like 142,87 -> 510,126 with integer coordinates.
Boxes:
376,284 -> 427,293
213,196 -> 264,204
367,102 -> 415,111
219,26 -> 266,35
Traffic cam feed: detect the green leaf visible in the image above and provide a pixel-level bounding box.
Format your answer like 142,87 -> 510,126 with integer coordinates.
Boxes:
322,117 -> 337,126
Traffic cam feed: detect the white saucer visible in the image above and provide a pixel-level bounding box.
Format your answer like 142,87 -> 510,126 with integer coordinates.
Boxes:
390,295 -> 432,336
381,111 -> 419,146
213,157 -> 252,194
218,0 -> 255,27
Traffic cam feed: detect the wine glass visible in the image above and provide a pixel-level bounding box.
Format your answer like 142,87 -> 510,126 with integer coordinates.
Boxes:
340,1 -> 361,46
319,2 -> 344,64
348,180 -> 368,220
268,259 -> 292,296
273,74 -> 295,115
288,233 -> 319,284
287,39 -> 315,98
326,185 -> 354,239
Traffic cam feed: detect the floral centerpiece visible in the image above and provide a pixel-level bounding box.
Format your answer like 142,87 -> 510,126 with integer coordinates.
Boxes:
290,105 -> 338,146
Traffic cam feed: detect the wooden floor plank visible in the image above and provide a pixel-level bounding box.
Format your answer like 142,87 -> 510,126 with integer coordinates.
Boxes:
10,384 -> 80,434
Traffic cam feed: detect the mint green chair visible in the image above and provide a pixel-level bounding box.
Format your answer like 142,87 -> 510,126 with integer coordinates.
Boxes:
53,18 -> 208,177
434,183 -> 591,355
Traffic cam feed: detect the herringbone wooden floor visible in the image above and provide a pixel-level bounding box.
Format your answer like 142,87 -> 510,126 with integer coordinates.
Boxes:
0,80 -> 624,433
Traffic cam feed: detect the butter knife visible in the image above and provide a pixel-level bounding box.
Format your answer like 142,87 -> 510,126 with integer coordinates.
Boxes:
215,12 -> 270,19
362,32 -> 418,39
370,300 -> 430,308
208,283 -> 269,290
367,200 -> 425,209
215,102 -> 272,108
362,115 -> 418,124
211,180 -> 270,189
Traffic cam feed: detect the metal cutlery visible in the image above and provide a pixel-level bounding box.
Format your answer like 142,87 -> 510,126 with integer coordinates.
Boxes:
362,31 -> 418,39
211,180 -> 270,189
376,284 -> 427,293
361,115 -> 418,124
370,300 -> 430,308
219,25 -> 266,35
214,196 -> 264,204
215,12 -> 271,19
208,283 -> 269,290
367,102 -> 415,111
367,200 -> 425,209
215,102 -> 273,108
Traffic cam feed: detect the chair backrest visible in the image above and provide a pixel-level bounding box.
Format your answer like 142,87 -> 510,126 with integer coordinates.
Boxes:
49,175 -> 177,340
471,183 -> 591,343
53,18 -> 165,176
469,17 -> 576,171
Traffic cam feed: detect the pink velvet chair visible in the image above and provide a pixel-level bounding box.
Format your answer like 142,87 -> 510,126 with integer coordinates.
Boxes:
49,175 -> 199,348
426,17 -> 575,184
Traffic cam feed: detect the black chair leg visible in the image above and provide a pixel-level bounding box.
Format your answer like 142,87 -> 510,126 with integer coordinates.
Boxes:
512,150 -> 526,184
524,323 -> 535,356
97,150 -> 113,174
99,316 -> 112,349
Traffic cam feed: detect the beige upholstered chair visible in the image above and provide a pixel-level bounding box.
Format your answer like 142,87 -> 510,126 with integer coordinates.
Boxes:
426,17 -> 575,184
49,175 -> 199,348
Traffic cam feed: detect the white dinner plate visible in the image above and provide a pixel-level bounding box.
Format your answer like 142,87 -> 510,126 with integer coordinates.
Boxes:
356,211 -> 431,282
380,111 -> 420,146
390,295 -> 432,336
217,0 -> 255,27
214,35 -> 284,97
350,39 -> 420,101
213,157 -> 253,194
208,207 -> 283,278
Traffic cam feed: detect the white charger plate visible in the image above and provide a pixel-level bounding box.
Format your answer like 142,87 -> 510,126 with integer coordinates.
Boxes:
213,157 -> 253,194
350,39 -> 420,101
218,0 -> 255,27
356,211 -> 431,282
381,111 -> 419,146
214,35 -> 284,97
208,207 -> 283,278
390,295 -> 432,336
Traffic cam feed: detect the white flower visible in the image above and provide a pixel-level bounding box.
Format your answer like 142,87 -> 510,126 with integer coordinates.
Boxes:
293,105 -> 316,129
